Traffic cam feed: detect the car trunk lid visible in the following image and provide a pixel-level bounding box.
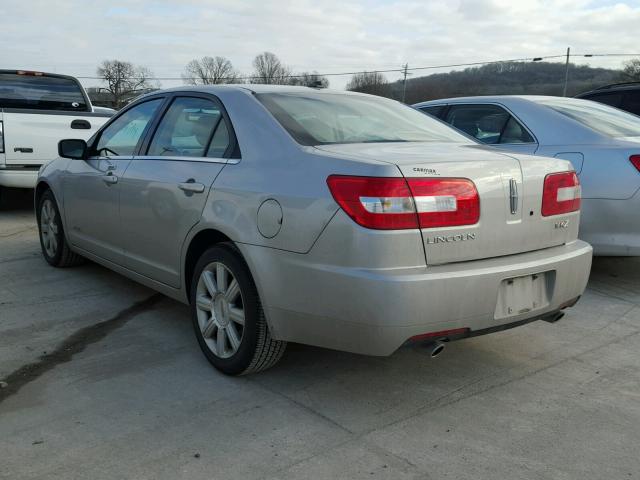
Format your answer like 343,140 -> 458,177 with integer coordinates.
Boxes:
316,142 -> 579,264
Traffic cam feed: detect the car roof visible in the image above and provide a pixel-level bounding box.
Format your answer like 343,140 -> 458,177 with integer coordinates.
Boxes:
0,69 -> 80,82
413,95 -> 565,108
142,84 -> 355,96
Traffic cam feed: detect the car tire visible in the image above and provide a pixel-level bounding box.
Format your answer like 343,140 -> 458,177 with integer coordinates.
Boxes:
190,243 -> 286,375
37,189 -> 84,267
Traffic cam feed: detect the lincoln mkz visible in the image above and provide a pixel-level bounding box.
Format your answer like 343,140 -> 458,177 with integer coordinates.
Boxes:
36,86 -> 592,374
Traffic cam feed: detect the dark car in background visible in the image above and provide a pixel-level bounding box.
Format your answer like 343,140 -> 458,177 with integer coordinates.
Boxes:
576,82 -> 640,116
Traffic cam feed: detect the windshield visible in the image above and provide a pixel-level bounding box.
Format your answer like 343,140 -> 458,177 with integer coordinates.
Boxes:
537,98 -> 640,138
257,92 -> 470,146
0,73 -> 88,111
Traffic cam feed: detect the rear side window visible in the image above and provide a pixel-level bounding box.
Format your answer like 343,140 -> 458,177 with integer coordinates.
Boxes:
500,117 -> 534,144
0,72 -> 88,111
444,104 -> 534,144
418,105 -> 445,118
95,99 -> 163,157
147,97 -> 229,158
583,92 -> 623,109
622,91 -> 640,116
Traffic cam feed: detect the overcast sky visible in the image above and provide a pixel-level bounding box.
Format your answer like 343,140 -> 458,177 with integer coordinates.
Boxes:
1,0 -> 638,90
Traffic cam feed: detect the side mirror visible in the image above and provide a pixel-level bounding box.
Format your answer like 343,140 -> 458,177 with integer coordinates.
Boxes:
58,139 -> 87,159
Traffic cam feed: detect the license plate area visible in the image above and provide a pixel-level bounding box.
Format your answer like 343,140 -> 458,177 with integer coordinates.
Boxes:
495,272 -> 553,320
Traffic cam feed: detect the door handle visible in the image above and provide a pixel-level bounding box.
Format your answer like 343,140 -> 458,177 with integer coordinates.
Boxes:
71,119 -> 92,129
102,174 -> 118,185
178,181 -> 205,194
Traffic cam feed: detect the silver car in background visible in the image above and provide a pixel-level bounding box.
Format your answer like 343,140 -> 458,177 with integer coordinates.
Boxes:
414,96 -> 640,255
36,86 -> 592,375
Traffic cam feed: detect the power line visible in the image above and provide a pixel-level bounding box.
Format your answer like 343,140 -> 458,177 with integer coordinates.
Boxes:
72,52 -> 640,82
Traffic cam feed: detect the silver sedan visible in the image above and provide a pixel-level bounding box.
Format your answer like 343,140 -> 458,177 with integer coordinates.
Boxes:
414,96 -> 640,256
36,86 -> 591,375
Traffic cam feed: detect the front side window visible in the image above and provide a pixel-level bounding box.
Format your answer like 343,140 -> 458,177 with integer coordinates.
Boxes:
95,99 -> 163,157
148,97 -> 229,158
538,98 -> 640,138
0,73 -> 88,111
257,92 -> 469,146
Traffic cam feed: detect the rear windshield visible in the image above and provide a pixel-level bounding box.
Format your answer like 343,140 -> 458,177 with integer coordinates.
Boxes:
257,92 -> 470,146
537,98 -> 640,138
0,73 -> 88,111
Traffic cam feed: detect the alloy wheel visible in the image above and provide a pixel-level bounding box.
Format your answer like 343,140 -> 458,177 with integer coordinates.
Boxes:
40,199 -> 59,258
195,262 -> 245,358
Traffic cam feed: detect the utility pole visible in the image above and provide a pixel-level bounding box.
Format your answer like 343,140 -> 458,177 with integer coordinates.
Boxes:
402,63 -> 409,103
562,47 -> 571,97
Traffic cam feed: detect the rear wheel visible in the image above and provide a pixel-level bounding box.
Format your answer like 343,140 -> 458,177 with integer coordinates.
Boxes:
37,189 -> 84,267
190,244 -> 286,375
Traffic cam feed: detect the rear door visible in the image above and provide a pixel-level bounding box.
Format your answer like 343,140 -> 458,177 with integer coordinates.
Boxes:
63,98 -> 165,264
119,94 -> 233,287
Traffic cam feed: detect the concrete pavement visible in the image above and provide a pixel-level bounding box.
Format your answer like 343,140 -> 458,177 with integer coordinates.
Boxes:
1,187 -> 639,480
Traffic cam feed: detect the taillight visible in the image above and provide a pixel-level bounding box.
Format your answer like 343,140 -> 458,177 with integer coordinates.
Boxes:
630,155 -> 640,172
541,171 -> 581,217
326,176 -> 418,229
0,121 -> 4,154
408,178 -> 480,228
326,175 -> 480,230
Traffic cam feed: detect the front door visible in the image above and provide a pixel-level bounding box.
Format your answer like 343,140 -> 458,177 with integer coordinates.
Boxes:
119,95 -> 233,287
63,98 -> 164,264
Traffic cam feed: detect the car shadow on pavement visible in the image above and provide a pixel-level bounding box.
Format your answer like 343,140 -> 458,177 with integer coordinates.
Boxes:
0,187 -> 34,212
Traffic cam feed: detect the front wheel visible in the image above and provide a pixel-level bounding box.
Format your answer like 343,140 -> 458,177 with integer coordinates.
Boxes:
37,189 -> 84,267
190,244 -> 286,375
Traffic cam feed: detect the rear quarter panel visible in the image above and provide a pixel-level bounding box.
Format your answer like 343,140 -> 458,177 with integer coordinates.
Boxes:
199,89 -> 400,253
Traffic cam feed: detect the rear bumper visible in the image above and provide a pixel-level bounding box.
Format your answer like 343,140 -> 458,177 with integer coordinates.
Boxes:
242,240 -> 593,356
0,168 -> 38,188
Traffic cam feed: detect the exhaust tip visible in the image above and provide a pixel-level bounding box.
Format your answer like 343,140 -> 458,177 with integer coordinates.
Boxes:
425,340 -> 446,358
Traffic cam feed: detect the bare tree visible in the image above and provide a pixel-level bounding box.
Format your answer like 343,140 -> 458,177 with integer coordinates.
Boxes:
620,59 -> 640,82
182,56 -> 241,85
346,71 -> 391,97
97,60 -> 157,108
289,71 -> 329,88
250,52 -> 292,85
